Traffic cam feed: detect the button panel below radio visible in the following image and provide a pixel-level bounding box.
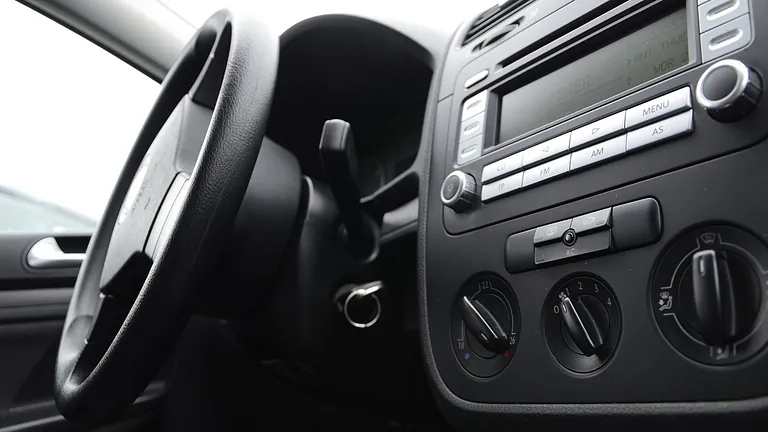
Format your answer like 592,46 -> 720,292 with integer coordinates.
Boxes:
479,88 -> 695,203
505,198 -> 662,273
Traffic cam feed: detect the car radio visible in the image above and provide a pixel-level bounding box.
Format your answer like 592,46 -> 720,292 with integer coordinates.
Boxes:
422,0 -> 768,417
438,0 -> 762,235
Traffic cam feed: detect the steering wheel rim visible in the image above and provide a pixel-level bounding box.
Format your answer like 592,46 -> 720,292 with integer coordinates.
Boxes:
54,10 -> 278,425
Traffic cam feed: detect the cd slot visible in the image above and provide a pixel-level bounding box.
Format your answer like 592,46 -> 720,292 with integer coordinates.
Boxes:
497,0 -> 621,71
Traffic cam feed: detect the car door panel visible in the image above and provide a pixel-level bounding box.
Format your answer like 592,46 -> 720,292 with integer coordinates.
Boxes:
0,233 -> 162,431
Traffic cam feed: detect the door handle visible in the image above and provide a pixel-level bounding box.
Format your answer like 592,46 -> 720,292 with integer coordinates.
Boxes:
27,237 -> 85,269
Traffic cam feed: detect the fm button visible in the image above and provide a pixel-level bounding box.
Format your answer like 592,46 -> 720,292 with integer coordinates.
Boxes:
441,171 -> 477,213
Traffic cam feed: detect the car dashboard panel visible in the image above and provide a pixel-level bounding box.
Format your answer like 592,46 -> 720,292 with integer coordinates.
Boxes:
420,0 -> 768,428
268,15 -> 432,198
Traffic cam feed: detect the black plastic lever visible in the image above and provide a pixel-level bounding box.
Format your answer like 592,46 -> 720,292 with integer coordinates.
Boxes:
319,120 -> 377,260
692,250 -> 738,345
560,295 -> 606,357
458,296 -> 509,353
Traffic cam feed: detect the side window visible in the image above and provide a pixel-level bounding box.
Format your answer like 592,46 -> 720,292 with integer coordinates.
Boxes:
0,2 -> 159,233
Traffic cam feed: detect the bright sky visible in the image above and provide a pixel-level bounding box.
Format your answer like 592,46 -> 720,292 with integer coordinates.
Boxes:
0,0 -> 489,225
0,1 -> 159,222
160,0 -> 490,33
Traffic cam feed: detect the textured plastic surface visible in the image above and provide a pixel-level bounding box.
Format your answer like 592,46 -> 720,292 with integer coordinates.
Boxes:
420,0 -> 768,428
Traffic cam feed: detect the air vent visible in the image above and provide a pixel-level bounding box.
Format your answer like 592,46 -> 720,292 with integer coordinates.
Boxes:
463,0 -> 530,46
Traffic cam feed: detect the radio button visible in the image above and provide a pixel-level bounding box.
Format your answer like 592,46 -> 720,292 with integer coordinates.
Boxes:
459,112 -> 485,143
701,13 -> 752,63
569,135 -> 627,171
625,88 -> 692,128
569,111 -> 626,149
522,133 -> 571,168
462,91 -> 488,120
481,172 -> 523,202
482,152 -> 523,183
457,134 -> 483,165
464,69 -> 489,89
522,154 -> 570,188
698,0 -> 749,34
626,110 -> 694,152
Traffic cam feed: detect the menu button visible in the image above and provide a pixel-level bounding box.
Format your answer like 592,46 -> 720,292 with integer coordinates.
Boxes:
626,87 -> 692,128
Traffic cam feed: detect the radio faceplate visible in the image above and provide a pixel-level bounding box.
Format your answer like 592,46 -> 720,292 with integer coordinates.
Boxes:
442,0 -> 762,236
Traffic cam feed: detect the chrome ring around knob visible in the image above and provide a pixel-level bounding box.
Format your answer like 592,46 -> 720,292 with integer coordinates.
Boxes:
440,171 -> 477,212
343,282 -> 382,329
695,59 -> 752,111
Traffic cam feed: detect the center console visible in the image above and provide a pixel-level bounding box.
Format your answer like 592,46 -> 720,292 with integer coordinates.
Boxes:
421,0 -> 768,427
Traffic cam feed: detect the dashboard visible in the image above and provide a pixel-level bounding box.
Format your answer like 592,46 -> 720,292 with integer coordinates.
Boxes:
267,15 -> 433,197
25,0 -> 768,428
420,0 -> 768,429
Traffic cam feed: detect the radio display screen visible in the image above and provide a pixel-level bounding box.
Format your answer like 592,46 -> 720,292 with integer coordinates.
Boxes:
497,8 -> 689,146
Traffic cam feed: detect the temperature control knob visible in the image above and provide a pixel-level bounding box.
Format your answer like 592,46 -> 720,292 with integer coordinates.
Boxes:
441,171 -> 476,213
458,295 -> 510,354
696,59 -> 762,122
451,274 -> 520,378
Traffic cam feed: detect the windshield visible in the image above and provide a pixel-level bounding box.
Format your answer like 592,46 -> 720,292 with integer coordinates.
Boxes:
2,0 -> 489,234
160,0 -> 491,33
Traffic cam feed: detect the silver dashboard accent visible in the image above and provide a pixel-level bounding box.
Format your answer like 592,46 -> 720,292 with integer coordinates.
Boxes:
625,88 -> 692,129
569,111 -> 626,150
626,110 -> 694,152
700,13 -> 752,63
343,282 -> 383,329
695,59 -> 752,110
481,171 -> 523,202
27,237 -> 85,269
698,0 -> 749,34
461,91 -> 488,121
569,134 -> 627,171
465,69 -> 489,89
482,151 -> 523,183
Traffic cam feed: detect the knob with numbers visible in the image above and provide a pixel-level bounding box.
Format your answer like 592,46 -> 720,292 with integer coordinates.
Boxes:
544,275 -> 621,373
441,171 -> 477,213
695,59 -> 762,122
451,274 -> 521,378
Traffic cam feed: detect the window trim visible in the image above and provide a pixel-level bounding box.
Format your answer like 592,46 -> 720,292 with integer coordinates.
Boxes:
17,0 -> 194,82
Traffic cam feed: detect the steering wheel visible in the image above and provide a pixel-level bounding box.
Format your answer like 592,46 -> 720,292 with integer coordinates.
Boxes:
54,11 -> 278,425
